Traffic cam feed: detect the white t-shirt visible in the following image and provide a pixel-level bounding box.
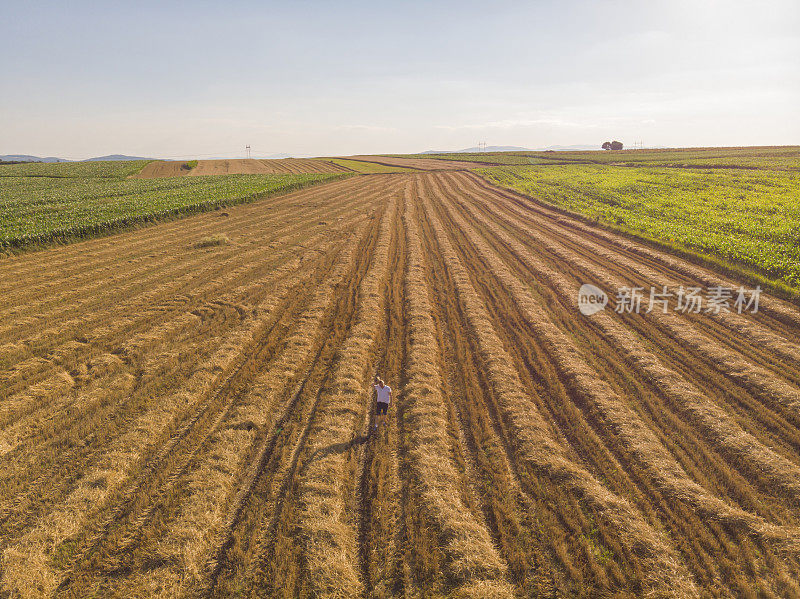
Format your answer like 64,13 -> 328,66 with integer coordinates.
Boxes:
374,384 -> 392,404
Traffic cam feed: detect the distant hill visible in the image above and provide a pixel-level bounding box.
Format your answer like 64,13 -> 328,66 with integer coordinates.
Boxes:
84,154 -> 152,161
421,146 -> 533,154
0,154 -> 152,163
173,154 -> 294,160
2,153 -> 309,164
537,144 -> 600,151
0,154 -> 69,163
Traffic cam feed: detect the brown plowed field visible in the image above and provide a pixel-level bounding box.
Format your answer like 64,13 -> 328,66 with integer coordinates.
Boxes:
2,171 -> 800,598
134,158 -> 352,178
345,155 -> 479,171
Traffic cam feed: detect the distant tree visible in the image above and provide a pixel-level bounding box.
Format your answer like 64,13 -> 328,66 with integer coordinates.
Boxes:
610,140 -> 623,150
602,141 -> 612,150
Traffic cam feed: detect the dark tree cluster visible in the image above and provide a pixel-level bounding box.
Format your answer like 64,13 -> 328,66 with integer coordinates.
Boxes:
602,141 -> 623,150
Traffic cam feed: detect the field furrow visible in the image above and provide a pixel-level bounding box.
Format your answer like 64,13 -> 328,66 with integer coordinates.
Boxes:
207,202 -> 387,598
204,176 -> 406,598
0,204 -> 373,511
286,193 -> 397,597
416,175 -> 700,597
441,173 -> 800,487
413,180 -> 573,595
61,206 -> 374,598
355,183 -> 407,598
401,185 -> 515,596
6,250 -> 329,598
426,172 -> 800,594
0,178 -> 381,597
439,174 -> 800,472
0,180 -> 377,398
457,173 -> 800,378
462,173 -> 800,334
0,178 -> 373,380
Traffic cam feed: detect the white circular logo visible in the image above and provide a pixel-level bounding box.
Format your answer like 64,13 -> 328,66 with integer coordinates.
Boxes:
578,284 -> 607,315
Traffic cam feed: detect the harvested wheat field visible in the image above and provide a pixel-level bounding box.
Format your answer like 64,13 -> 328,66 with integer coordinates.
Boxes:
135,158 -> 352,178
343,155 -> 480,171
3,169 -> 800,599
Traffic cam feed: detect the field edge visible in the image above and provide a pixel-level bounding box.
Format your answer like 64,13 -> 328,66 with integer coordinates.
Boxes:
469,170 -> 800,304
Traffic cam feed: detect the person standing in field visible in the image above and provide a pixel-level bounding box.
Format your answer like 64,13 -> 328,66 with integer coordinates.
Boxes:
372,375 -> 392,433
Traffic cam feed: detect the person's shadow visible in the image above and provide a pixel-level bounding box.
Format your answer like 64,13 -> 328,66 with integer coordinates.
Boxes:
299,431 -> 370,475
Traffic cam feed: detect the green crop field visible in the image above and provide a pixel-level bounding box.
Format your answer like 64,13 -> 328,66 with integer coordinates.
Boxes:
478,162 -> 800,292
392,152 -> 551,165
327,158 -> 417,173
0,160 -> 151,179
390,152 -> 554,165
531,146 -> 800,170
397,146 -> 800,170
0,161 -> 345,247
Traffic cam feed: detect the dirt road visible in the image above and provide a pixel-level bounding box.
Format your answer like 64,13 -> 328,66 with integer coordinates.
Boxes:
2,171 -> 799,598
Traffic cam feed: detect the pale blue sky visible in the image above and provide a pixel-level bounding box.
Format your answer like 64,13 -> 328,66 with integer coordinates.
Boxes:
2,0 -> 798,158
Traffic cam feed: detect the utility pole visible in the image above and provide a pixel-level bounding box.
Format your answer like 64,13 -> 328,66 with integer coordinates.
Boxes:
477,141 -> 487,152
246,145 -> 251,159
